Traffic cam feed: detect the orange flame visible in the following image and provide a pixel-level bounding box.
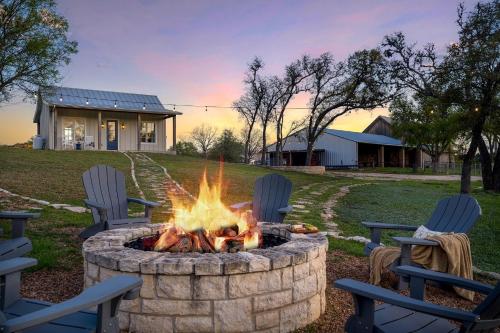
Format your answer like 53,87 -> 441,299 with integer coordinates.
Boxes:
155,169 -> 260,251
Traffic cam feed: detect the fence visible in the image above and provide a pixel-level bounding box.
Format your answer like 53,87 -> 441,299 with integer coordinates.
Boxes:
422,162 -> 482,176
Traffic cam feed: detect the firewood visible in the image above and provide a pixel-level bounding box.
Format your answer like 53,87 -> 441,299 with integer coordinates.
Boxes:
154,227 -> 181,251
195,230 -> 215,253
169,235 -> 192,253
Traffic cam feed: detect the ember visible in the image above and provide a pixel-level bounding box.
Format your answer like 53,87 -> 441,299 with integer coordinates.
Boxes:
150,169 -> 262,253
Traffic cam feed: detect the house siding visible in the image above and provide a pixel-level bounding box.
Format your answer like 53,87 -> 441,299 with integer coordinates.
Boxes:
38,102 -> 52,149
54,108 -> 167,152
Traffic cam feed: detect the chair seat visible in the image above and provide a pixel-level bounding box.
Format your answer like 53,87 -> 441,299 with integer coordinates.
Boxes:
5,299 -> 97,333
373,304 -> 458,333
108,217 -> 150,229
0,237 -> 32,261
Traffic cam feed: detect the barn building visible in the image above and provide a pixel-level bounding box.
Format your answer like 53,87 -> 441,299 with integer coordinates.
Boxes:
266,115 -> 450,169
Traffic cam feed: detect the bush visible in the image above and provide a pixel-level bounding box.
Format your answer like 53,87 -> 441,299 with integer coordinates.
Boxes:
209,129 -> 243,162
175,141 -> 199,156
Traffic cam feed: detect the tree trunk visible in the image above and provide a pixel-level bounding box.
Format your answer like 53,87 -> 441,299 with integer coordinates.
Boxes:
460,135 -> 480,194
244,122 -> 255,164
478,137 -> 494,191
275,125 -> 282,166
431,155 -> 439,174
492,148 -> 500,192
260,123 -> 268,165
305,141 -> 314,166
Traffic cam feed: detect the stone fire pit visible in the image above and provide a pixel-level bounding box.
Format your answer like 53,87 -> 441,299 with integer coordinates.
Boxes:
83,223 -> 328,333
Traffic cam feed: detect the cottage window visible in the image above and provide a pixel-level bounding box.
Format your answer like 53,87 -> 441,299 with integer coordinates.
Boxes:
141,121 -> 156,143
62,118 -> 85,147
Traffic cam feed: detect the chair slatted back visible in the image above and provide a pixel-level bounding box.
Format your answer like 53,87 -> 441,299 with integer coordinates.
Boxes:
252,174 -> 292,223
82,165 -> 128,223
425,194 -> 481,233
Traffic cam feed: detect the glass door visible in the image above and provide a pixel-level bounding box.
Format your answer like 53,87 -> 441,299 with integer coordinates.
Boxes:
106,120 -> 118,150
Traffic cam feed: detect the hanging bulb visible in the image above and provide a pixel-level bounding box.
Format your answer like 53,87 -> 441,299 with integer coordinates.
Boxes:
205,106 -> 207,112
173,104 -> 176,111
143,103 -> 146,110
114,100 -> 117,108
85,98 -> 89,105
59,94 -> 63,102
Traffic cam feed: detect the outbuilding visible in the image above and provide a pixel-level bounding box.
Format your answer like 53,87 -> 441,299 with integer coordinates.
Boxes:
267,128 -> 417,168
33,86 -> 180,152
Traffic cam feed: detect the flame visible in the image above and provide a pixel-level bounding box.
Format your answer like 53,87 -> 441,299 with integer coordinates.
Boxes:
155,168 -> 260,252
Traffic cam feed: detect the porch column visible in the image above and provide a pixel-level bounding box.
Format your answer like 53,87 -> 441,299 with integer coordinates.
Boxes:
53,107 -> 57,149
378,146 -> 385,167
399,148 -> 405,167
97,111 -> 102,150
172,115 -> 177,151
137,113 -> 141,151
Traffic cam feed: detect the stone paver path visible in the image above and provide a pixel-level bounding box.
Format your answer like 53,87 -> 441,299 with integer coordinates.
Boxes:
126,153 -> 194,220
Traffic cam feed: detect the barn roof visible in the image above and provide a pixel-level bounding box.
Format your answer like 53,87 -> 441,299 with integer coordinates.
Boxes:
34,86 -> 180,122
325,129 -> 403,146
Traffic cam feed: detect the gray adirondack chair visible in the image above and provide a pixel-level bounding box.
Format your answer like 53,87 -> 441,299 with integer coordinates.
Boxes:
230,173 -> 293,223
80,165 -> 160,238
0,257 -> 142,333
335,265 -> 500,333
362,194 -> 481,286
0,211 -> 39,261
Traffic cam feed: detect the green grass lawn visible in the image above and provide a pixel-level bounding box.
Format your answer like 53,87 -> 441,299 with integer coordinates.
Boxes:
146,153 -> 328,205
334,180 -> 500,272
0,146 -> 139,205
0,147 -> 498,274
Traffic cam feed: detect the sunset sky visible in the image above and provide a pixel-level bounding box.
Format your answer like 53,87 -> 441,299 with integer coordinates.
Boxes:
0,0 -> 474,146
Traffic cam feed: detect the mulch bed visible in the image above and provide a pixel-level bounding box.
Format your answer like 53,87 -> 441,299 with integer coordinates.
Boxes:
298,250 -> 496,333
19,249 -> 497,332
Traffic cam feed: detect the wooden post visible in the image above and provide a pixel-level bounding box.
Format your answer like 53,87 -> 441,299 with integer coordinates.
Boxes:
402,148 -> 405,167
172,115 -> 177,151
53,107 -> 57,150
137,113 -> 141,151
97,111 -> 102,150
378,146 -> 385,168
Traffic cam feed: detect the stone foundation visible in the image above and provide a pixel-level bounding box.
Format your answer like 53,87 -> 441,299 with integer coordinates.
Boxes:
83,223 -> 328,333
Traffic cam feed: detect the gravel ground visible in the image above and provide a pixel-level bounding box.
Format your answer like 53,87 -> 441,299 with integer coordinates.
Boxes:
19,249 -> 495,333
298,250 -> 494,333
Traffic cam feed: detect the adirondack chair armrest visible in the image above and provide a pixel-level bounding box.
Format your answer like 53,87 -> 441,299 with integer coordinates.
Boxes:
395,265 -> 495,295
0,212 -> 41,220
362,222 -> 419,231
0,211 -> 40,238
278,205 -> 293,214
0,257 -> 38,277
230,201 -> 253,211
0,276 -> 142,333
127,197 -> 160,207
334,278 -> 478,323
392,236 -> 439,246
83,199 -> 108,222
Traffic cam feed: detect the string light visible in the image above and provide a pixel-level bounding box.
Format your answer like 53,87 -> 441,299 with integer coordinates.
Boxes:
114,100 -> 117,108
49,93 -> 312,110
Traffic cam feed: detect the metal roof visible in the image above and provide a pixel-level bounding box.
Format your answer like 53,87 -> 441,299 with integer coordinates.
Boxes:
37,86 -> 180,117
325,128 -> 403,146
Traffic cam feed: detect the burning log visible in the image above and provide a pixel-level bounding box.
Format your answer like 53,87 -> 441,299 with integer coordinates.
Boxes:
168,235 -> 192,253
194,230 -> 215,253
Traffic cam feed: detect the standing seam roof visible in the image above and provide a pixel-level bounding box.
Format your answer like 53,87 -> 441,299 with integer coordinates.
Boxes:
325,128 -> 403,146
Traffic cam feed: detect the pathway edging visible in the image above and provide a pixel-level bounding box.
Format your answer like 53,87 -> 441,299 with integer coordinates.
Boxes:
0,188 -> 88,213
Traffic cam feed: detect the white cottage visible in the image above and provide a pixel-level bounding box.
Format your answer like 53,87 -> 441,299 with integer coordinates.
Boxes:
34,87 -> 180,152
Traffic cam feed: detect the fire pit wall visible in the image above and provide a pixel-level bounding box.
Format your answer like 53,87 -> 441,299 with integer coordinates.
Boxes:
83,223 -> 328,333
